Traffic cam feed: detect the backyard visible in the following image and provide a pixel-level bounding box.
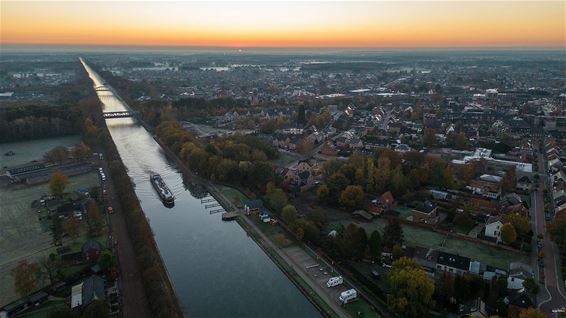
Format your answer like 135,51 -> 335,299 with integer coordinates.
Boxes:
342,219 -> 529,269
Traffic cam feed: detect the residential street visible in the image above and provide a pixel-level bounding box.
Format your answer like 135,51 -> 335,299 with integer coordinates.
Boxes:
534,141 -> 566,315
98,159 -> 152,318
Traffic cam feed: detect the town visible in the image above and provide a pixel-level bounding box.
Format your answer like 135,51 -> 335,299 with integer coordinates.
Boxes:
1,49 -> 565,318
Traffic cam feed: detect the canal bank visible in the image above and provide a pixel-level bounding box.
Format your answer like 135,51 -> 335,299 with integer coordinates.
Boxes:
82,59 -> 322,318
153,134 -> 340,318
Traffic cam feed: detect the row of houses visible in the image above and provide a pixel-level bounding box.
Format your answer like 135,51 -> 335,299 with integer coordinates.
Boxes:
545,140 -> 566,216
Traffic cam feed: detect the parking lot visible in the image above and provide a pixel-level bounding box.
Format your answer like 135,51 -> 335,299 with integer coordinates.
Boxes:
287,246 -> 349,303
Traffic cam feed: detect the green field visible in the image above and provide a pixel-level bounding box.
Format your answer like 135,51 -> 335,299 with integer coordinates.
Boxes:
218,185 -> 249,206
344,299 -> 382,318
272,151 -> 303,167
344,219 -> 528,269
0,172 -> 99,306
0,135 -> 81,167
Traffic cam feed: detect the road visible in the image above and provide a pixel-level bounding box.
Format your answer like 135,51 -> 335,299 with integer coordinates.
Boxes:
97,159 -> 152,318
533,140 -> 566,315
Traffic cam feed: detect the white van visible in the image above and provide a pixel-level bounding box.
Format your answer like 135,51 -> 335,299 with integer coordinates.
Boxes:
326,276 -> 343,288
339,289 -> 357,304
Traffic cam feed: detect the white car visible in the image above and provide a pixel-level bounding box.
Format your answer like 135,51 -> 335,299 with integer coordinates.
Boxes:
326,276 -> 343,288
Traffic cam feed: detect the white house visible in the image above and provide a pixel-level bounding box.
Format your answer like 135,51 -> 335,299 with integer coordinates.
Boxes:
507,263 -> 534,290
485,215 -> 505,243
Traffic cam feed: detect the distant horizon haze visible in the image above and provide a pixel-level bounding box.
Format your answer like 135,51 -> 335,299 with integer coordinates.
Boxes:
2,1 -> 564,48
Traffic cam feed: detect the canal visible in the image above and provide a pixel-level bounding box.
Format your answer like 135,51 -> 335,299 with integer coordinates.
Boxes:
80,59 -> 321,318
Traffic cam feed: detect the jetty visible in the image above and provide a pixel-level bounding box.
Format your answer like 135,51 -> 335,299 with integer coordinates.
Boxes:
221,211 -> 239,221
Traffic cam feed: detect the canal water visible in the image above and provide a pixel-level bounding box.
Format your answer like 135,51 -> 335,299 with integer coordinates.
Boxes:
81,60 -> 321,318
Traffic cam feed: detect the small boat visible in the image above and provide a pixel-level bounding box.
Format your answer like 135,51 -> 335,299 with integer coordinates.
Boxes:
150,172 -> 174,205
4,150 -> 15,156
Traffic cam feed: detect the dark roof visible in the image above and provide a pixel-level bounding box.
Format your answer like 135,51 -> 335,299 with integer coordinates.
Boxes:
82,275 -> 105,306
28,291 -> 48,303
506,290 -> 534,308
437,251 -> 471,271
244,199 -> 263,209
298,170 -> 311,180
81,239 -> 102,254
410,200 -> 436,214
517,176 -> 532,184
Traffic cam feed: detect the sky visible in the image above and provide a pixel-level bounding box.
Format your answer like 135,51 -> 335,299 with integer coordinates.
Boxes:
1,1 -> 565,48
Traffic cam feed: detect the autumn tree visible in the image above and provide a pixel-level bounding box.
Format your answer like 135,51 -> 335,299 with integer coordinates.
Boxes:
339,185 -> 364,211
64,216 -> 81,242
454,131 -> 468,150
87,201 -> 104,234
47,146 -> 67,164
281,205 -> 298,224
500,223 -> 517,244
316,184 -> 330,203
423,128 -> 437,148
49,171 -> 69,197
327,173 -> 350,203
369,230 -> 383,261
12,260 -> 39,297
264,188 -> 288,214
501,168 -> 517,193
388,257 -> 435,318
507,213 -> 530,237
74,142 -> 91,160
519,308 -> 545,318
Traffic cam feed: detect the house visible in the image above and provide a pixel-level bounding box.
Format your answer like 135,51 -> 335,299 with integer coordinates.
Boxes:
81,239 -> 102,263
259,210 -> 272,223
2,299 -> 27,316
320,143 -> 338,156
244,200 -> 263,214
410,201 -> 439,224
436,251 -> 471,275
485,215 -> 505,243
507,263 -> 534,290
516,176 -> 532,192
458,298 -> 488,318
71,275 -> 106,309
379,191 -> 395,209
467,178 -> 502,200
504,290 -> 534,315
27,291 -> 49,307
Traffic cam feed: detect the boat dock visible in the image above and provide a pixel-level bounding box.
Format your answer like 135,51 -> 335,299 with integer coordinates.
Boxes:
221,211 -> 239,221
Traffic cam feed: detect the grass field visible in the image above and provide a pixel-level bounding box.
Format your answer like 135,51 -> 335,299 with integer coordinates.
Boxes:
0,172 -> 99,307
272,151 -> 303,167
344,299 -> 381,318
0,135 -> 81,167
218,185 -> 249,206
343,219 -> 529,269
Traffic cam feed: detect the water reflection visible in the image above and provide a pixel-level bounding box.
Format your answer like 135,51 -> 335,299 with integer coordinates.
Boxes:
81,59 -> 321,318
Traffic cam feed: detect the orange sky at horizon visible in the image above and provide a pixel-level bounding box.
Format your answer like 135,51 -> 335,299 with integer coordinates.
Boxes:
1,1 -> 565,48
